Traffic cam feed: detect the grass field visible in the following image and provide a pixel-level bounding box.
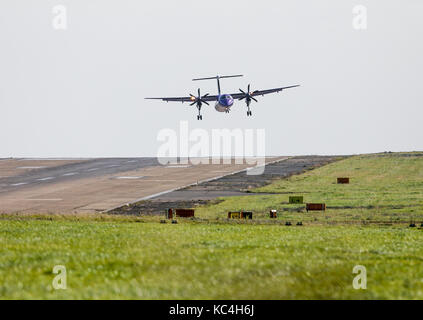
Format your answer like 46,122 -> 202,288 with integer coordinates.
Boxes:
1,152 -> 423,299
196,152 -> 423,224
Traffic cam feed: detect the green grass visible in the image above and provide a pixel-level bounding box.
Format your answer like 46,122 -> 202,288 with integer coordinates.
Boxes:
1,218 -> 423,299
196,152 -> 423,224
1,152 -> 423,299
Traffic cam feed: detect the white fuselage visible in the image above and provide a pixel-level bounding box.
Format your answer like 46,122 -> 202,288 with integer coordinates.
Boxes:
215,103 -> 230,112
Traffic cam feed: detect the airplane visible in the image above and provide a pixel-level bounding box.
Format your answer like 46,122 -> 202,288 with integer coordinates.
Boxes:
145,75 -> 299,120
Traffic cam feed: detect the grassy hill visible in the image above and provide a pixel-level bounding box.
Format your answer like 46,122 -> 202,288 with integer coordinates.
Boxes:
196,152 -> 423,224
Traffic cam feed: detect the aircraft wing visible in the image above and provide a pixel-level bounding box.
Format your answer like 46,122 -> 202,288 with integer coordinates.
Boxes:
230,85 -> 300,100
145,95 -> 219,103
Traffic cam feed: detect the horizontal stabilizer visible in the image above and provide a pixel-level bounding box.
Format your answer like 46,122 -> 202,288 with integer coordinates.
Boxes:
193,75 -> 243,81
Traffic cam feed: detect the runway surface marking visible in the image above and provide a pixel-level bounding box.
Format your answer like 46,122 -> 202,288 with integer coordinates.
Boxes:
114,176 -> 144,180
37,177 -> 55,181
0,157 -> 287,214
17,158 -> 89,161
166,165 -> 192,168
23,199 -> 63,201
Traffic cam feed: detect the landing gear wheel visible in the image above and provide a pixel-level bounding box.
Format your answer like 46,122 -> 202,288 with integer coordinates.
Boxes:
197,115 -> 203,120
247,110 -> 252,116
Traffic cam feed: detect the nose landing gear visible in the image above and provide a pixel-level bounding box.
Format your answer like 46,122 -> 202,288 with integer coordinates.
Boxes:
247,110 -> 252,116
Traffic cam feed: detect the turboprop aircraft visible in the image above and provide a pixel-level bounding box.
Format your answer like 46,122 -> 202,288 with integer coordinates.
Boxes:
146,75 -> 299,120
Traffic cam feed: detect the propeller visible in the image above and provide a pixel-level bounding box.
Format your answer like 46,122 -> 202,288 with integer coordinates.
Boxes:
238,84 -> 258,107
190,88 -> 209,108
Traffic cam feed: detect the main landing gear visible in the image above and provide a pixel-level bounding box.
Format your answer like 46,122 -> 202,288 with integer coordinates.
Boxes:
190,88 -> 209,120
196,105 -> 203,120
239,84 -> 257,118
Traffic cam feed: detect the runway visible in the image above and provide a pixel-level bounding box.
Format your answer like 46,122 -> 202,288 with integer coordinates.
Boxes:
109,156 -> 340,215
0,157 -> 286,214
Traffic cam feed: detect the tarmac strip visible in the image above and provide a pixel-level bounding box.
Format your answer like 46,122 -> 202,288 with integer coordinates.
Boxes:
109,155 -> 341,215
0,157 -> 287,214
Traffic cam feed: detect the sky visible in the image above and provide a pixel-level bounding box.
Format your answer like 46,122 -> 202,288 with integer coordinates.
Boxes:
0,0 -> 422,157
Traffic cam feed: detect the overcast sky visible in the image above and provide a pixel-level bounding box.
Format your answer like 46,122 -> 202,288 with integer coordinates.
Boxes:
0,0 -> 422,157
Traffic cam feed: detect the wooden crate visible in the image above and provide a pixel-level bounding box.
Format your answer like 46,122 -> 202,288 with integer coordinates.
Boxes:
337,177 -> 350,184
175,208 -> 195,218
306,203 -> 326,212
